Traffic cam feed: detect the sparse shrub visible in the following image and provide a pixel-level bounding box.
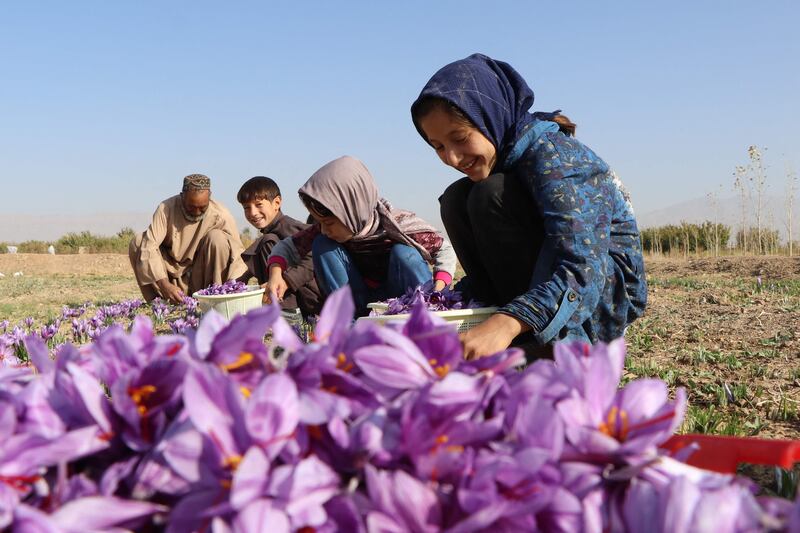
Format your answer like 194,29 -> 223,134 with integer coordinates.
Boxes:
17,240 -> 50,253
56,230 -> 134,254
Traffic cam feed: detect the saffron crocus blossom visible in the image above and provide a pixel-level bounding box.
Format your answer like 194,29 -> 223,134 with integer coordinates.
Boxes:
191,305 -> 280,392
11,496 -> 165,533
363,465 -> 442,532
619,456 -> 783,532
554,339 -> 686,459
448,451 -> 561,532
399,375 -> 505,483
110,356 -> 188,451
400,299 -> 464,376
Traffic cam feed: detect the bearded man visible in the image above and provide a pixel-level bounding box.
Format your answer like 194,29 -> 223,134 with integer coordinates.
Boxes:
129,174 -> 248,303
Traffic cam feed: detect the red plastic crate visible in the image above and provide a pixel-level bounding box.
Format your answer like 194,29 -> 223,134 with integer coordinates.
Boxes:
663,434 -> 800,474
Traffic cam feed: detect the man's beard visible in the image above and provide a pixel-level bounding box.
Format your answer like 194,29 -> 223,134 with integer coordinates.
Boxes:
180,203 -> 206,223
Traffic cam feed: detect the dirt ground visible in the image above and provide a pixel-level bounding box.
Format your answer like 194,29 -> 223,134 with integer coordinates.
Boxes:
628,254 -> 800,441
0,252 -> 133,277
645,255 -> 800,281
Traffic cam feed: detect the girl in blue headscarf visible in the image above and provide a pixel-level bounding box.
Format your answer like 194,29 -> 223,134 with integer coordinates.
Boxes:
411,53 -> 647,360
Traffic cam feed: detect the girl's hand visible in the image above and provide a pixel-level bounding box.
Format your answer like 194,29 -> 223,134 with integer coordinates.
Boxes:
433,279 -> 447,292
459,313 -> 529,360
262,265 -> 288,305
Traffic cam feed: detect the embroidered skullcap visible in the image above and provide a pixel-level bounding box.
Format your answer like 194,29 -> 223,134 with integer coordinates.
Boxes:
182,174 -> 211,192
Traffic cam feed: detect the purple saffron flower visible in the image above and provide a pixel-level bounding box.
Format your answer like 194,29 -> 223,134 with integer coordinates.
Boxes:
619,457 -> 780,532
196,279 -> 249,296
363,465 -> 442,532
11,496 -> 165,532
553,339 -> 686,459
110,356 -> 188,451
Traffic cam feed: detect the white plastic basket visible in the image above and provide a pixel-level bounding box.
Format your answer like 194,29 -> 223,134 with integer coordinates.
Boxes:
192,286 -> 265,320
358,303 -> 498,333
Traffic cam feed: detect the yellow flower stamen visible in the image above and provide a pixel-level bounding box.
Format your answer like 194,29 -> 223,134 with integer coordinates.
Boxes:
219,352 -> 254,372
336,352 -> 354,373
222,454 -> 243,471
598,406 -> 630,442
128,385 -> 157,416
433,364 -> 450,379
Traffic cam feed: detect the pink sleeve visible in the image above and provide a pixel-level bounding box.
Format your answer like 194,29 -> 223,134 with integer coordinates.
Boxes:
434,271 -> 453,286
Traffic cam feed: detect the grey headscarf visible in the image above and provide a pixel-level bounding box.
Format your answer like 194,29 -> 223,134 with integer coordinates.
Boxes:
298,156 -> 437,261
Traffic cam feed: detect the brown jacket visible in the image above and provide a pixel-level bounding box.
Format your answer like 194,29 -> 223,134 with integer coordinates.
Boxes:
242,212 -> 321,315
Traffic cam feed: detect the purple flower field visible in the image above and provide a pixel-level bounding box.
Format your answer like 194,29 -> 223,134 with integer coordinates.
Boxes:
1,287 -> 799,531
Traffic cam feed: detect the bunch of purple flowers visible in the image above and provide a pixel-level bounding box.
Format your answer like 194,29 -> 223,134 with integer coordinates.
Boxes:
0,287 -> 798,531
0,297 -> 201,364
195,280 -> 250,296
374,280 -> 485,316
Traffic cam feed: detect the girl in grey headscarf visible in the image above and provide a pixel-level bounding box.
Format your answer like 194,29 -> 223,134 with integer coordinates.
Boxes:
265,156 -> 456,316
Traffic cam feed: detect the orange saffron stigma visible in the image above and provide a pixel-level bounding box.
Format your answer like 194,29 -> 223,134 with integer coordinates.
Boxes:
598,406 -> 630,441
128,384 -> 157,416
222,454 -> 243,471
336,352 -> 354,373
220,352 -> 254,372
428,357 -> 450,378
240,386 -> 251,398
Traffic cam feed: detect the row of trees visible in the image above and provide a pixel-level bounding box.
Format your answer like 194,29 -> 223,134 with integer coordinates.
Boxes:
644,145 -> 797,257
640,222 -> 787,256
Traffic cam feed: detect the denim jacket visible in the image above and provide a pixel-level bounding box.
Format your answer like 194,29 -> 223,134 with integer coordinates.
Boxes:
497,120 -> 647,344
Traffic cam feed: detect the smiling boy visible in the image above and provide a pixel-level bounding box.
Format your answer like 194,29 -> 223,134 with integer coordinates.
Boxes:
237,176 -> 321,316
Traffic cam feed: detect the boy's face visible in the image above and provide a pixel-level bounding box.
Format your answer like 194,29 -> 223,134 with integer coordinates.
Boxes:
242,196 -> 281,230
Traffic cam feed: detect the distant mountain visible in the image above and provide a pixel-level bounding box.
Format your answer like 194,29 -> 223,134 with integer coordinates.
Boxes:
637,194 -> 795,240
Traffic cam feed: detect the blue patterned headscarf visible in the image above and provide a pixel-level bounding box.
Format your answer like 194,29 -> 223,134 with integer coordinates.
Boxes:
412,53 -> 559,166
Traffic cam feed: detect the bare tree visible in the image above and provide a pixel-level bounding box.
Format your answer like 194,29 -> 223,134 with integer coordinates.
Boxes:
706,185 -> 724,256
747,145 -> 768,254
734,165 -> 750,254
785,161 -> 797,257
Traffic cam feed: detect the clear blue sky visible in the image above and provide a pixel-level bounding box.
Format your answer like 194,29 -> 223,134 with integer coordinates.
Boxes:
1,1 -> 798,234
